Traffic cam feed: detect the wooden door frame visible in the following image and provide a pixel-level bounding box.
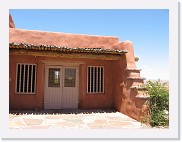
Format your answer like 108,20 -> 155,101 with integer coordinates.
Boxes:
62,66 -> 79,108
43,62 -> 80,109
44,65 -> 63,109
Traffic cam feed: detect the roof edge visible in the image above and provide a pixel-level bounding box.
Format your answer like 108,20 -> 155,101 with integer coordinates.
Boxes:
9,42 -> 128,55
12,28 -> 119,39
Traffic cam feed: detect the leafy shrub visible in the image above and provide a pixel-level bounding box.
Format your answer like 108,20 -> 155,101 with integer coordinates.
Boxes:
145,80 -> 169,127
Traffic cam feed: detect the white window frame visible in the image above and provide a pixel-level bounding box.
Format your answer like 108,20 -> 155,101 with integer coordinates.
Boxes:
64,68 -> 77,87
87,66 -> 104,94
15,63 -> 37,94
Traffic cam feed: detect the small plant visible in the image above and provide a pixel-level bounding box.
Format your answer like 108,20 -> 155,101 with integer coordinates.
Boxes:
145,80 -> 169,127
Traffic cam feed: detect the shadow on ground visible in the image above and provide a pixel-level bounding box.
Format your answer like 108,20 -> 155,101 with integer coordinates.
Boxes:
9,108 -> 117,115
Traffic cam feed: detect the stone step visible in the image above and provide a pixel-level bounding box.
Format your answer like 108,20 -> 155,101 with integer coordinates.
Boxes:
135,94 -> 150,99
132,82 -> 144,86
130,86 -> 147,91
127,72 -> 140,77
125,68 -> 142,71
127,77 -> 146,80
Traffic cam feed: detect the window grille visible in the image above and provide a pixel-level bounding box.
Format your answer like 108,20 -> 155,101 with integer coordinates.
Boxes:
16,64 -> 36,94
64,68 -> 76,87
48,68 -> 60,87
87,66 -> 104,93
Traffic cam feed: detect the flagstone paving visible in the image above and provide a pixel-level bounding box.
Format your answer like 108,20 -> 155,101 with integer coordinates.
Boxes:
9,109 -> 151,129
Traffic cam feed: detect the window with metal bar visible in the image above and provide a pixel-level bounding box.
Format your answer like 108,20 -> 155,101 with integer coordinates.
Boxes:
64,68 -> 76,87
87,66 -> 104,93
16,63 -> 36,94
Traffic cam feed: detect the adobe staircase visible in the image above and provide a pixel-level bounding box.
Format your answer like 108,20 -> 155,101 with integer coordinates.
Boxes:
124,57 -> 150,121
113,41 -> 150,121
126,61 -> 150,124
126,67 -> 149,100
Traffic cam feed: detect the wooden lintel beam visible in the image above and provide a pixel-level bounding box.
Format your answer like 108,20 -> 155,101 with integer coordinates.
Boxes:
9,49 -> 122,60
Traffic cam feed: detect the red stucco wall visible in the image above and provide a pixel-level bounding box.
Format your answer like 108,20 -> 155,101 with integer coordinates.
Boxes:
9,14 -> 15,28
113,41 -> 147,120
9,55 -> 115,110
79,59 -> 114,109
9,55 -> 45,109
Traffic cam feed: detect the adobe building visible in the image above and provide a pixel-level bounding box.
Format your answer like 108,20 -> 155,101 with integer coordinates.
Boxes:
9,14 -> 149,121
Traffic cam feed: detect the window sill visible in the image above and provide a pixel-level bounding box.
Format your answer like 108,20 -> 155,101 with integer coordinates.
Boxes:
87,93 -> 105,95
15,93 -> 36,95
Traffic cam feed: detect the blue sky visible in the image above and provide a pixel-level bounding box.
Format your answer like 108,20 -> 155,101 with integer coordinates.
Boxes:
10,9 -> 169,80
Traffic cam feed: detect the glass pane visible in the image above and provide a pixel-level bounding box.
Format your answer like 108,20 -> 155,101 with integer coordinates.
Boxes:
48,68 -> 60,87
64,68 -> 76,87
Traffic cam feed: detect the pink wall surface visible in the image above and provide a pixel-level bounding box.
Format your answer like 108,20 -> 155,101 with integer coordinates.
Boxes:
113,41 -> 148,121
9,55 -> 115,110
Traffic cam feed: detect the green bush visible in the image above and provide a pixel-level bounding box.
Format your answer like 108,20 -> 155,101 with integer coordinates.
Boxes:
145,80 -> 169,127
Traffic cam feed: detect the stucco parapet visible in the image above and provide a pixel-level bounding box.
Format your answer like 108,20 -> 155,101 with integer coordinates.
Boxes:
9,28 -> 119,49
9,42 -> 128,55
9,14 -> 15,28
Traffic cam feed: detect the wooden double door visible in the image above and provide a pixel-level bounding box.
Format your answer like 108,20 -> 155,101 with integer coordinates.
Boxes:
44,65 -> 79,109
